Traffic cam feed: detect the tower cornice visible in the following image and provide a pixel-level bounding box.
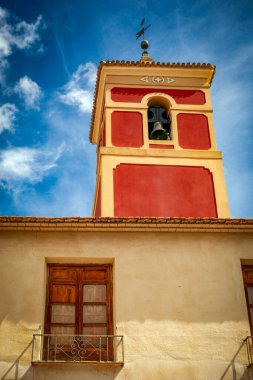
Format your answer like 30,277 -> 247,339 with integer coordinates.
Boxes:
89,60 -> 216,144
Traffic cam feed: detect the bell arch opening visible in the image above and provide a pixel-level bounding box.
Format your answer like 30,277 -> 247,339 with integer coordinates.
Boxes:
147,104 -> 171,140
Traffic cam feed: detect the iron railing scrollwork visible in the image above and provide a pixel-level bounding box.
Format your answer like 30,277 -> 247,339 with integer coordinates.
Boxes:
31,334 -> 124,363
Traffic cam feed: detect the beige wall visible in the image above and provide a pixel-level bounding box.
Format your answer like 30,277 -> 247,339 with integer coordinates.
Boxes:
0,230 -> 253,379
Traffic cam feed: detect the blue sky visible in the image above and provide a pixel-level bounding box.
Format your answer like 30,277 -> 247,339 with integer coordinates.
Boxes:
0,0 -> 252,218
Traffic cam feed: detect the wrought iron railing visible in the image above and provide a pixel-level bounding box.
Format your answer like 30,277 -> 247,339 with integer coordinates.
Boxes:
219,337 -> 250,379
31,334 -> 124,363
244,336 -> 253,366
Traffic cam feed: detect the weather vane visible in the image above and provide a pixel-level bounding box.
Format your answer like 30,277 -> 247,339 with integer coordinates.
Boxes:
136,18 -> 151,59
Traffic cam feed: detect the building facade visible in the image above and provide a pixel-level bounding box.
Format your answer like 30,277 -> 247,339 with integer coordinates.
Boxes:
0,56 -> 253,380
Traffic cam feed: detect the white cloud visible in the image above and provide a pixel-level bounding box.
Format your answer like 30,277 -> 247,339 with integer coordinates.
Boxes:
0,6 -> 44,85
15,76 -> 43,110
0,58 -> 8,85
0,7 -> 7,20
11,16 -> 43,50
58,62 -> 97,113
0,103 -> 17,134
0,145 -> 64,193
0,7 -> 44,59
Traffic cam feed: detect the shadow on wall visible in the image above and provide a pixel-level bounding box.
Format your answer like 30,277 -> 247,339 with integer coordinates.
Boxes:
0,338 -> 252,380
230,368 -> 252,380
0,339 -> 123,380
219,339 -> 251,380
32,364 -> 123,380
0,340 -> 33,380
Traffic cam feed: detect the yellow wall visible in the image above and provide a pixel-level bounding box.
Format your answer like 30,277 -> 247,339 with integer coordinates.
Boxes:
0,229 -> 253,379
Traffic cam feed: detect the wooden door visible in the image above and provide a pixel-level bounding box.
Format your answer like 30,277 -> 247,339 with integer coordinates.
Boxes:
242,266 -> 253,335
44,264 -> 113,361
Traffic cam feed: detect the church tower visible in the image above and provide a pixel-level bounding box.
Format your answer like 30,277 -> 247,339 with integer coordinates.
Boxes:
90,48 -> 230,218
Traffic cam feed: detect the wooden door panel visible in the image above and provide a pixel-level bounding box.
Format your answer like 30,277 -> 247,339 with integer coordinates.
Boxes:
51,268 -> 78,282
51,284 -> 76,303
83,268 -> 107,281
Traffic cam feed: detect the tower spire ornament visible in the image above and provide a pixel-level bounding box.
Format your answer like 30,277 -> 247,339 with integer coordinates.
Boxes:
136,18 -> 153,62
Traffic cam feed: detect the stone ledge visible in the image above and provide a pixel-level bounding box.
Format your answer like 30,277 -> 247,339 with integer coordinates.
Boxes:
0,217 -> 253,233
32,360 -> 124,367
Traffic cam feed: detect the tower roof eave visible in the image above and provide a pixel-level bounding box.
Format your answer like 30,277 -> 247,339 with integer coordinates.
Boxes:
0,216 -> 252,232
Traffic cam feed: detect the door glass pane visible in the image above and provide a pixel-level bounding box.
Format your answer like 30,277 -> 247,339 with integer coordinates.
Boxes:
83,305 -> 107,323
247,287 -> 253,304
51,304 -> 75,323
83,285 -> 106,302
50,326 -> 75,345
83,326 -> 107,345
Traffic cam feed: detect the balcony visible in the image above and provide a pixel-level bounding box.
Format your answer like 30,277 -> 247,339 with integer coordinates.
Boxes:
31,334 -> 124,365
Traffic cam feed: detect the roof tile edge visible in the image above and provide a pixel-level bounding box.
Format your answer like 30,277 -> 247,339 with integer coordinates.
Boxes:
0,216 -> 252,233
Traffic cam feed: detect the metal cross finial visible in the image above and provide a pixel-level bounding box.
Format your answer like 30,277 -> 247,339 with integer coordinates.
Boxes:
136,18 -> 151,40
136,18 -> 151,61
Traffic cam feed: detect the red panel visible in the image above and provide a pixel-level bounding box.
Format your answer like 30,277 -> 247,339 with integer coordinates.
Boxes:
111,87 -> 205,105
149,144 -> 174,149
111,111 -> 143,147
94,182 -> 101,217
114,164 -> 217,217
177,114 -> 211,149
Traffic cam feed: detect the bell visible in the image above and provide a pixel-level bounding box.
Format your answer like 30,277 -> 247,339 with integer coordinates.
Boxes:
150,122 -> 168,140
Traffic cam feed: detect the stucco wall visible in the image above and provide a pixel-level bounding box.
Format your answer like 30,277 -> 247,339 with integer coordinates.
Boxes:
0,230 -> 253,379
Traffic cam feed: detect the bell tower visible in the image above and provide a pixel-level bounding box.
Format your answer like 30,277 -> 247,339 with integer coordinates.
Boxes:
90,50 -> 230,218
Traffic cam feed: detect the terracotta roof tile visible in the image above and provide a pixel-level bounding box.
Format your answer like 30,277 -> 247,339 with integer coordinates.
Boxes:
0,216 -> 253,231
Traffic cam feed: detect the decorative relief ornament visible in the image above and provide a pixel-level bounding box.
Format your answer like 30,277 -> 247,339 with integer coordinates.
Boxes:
152,76 -> 164,84
140,76 -> 175,84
